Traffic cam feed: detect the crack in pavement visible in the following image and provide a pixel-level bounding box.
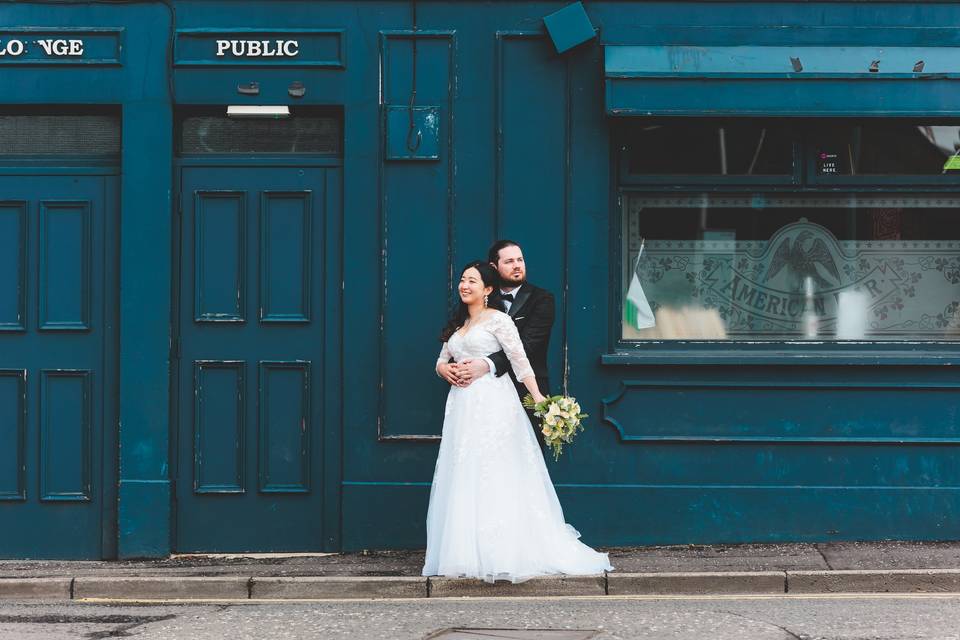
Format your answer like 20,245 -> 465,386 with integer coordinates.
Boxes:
715,609 -> 805,640
814,545 -> 835,571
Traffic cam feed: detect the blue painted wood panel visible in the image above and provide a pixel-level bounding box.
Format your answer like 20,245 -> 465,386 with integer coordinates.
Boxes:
39,201 -> 92,331
379,32 -> 454,440
0,203 -> 26,331
40,370 -> 92,501
0,370 -> 26,501
603,380 -> 960,442
194,191 -> 245,322
259,192 -> 311,323
194,361 -> 245,493
259,361 -> 311,492
496,33 -> 567,394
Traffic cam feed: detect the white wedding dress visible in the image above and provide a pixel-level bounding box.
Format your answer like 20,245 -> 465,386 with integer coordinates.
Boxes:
422,310 -> 613,583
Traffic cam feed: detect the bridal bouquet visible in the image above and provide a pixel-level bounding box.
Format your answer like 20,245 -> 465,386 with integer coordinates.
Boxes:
522,394 -> 588,461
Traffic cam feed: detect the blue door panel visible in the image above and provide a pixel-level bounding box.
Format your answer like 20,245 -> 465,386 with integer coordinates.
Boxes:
194,361 -> 245,493
0,203 -> 26,330
176,167 -> 333,553
0,175 -> 115,559
0,371 -> 25,500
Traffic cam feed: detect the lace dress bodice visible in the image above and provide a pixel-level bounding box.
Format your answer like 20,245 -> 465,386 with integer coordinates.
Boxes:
437,310 -> 534,381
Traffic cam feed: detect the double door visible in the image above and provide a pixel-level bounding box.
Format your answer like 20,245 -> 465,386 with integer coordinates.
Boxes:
175,166 -> 341,552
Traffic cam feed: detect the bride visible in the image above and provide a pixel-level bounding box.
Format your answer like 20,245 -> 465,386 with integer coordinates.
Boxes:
422,260 -> 613,583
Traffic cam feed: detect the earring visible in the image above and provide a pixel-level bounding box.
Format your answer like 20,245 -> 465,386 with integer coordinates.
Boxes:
483,294 -> 489,308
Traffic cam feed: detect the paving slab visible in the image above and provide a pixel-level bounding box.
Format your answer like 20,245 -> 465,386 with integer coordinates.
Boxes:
0,577 -> 72,600
607,571 -> 785,595
251,576 -> 427,599
818,541 -> 960,570
605,544 -> 826,573
74,576 -> 249,600
429,575 -> 605,598
787,569 -> 960,593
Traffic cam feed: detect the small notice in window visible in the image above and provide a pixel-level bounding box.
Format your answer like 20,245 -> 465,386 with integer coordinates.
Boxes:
817,151 -> 840,175
943,155 -> 960,171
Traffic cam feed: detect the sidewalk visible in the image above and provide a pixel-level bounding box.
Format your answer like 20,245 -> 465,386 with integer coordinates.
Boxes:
3,541 -> 960,600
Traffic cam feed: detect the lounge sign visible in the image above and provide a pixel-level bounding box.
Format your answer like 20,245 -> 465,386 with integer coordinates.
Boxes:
0,29 -> 122,65
175,29 -> 345,68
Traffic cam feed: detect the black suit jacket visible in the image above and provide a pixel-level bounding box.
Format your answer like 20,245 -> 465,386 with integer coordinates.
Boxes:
488,282 -> 554,395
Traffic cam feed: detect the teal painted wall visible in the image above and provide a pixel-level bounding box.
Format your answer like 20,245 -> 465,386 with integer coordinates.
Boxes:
2,1 -> 960,558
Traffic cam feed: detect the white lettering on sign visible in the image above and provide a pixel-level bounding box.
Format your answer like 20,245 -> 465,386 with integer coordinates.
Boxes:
36,39 -> 84,56
0,39 -> 26,56
0,38 -> 87,58
214,39 -> 300,58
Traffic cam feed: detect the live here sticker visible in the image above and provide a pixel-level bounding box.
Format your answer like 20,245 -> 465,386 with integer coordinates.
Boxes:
944,155 -> 960,170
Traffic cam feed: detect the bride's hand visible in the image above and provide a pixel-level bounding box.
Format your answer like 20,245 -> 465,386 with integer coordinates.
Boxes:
532,392 -> 547,405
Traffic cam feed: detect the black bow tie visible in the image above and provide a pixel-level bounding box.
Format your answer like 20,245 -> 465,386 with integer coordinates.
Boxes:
501,293 -> 515,302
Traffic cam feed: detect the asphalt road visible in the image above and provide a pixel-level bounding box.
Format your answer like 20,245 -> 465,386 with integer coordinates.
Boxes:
3,594 -> 960,639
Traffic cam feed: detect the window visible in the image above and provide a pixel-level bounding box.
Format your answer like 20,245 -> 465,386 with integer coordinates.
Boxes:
623,193 -> 960,342
0,110 -> 120,157
178,108 -> 341,155
621,120 -> 796,178
811,123 -> 960,177
619,120 -> 960,343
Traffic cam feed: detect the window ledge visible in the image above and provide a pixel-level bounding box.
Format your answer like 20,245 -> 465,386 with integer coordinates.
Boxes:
601,349 -> 960,366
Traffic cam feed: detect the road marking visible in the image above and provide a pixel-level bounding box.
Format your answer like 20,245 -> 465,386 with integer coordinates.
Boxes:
75,593 -> 960,605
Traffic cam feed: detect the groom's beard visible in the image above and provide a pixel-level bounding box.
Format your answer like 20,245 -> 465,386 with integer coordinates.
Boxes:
500,274 -> 526,288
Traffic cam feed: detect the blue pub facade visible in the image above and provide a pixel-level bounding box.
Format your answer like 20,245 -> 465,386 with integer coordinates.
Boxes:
3,0 -> 960,559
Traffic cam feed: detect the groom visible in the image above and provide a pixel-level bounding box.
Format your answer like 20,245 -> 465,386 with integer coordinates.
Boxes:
437,239 -> 555,445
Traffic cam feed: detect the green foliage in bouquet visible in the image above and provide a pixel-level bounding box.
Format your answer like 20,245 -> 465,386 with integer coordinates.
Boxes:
522,394 -> 588,461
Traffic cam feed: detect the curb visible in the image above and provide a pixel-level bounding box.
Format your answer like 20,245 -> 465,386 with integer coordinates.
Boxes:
251,576 -> 427,599
73,576 -> 250,600
429,575 -> 606,598
608,571 -> 785,595
0,578 -> 72,600
5,570 -> 960,600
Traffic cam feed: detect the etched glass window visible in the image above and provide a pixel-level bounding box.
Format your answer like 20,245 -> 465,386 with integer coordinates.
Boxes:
622,194 -> 960,341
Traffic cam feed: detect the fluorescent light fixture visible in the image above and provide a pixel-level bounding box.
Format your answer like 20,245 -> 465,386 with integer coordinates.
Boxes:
226,105 -> 291,119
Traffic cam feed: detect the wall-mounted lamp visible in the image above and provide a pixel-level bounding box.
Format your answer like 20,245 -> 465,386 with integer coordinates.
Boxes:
226,105 -> 291,119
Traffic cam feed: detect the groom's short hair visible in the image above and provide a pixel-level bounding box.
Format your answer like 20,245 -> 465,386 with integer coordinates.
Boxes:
488,239 -> 521,266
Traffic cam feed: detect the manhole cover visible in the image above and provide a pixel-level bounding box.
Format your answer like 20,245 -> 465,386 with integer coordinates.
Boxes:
428,630 -> 600,640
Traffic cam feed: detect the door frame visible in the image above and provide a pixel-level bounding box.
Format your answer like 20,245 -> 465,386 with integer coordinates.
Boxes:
171,156 -> 343,552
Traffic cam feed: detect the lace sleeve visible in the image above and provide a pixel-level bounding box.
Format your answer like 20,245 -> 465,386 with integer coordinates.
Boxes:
436,342 -> 451,372
490,313 -> 534,382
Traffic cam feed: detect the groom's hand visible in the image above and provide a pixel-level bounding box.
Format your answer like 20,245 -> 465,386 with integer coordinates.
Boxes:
457,359 -> 490,387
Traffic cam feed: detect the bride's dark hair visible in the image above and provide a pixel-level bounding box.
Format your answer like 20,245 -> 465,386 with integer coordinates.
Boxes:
439,261 -> 506,342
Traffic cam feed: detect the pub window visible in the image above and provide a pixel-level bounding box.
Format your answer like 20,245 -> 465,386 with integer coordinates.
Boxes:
178,107 -> 342,155
0,108 -> 120,157
619,120 -> 960,342
810,123 -> 960,178
619,120 -> 797,182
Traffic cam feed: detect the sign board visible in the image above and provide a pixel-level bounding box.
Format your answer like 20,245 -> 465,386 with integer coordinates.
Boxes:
0,29 -> 122,65
175,29 -> 345,67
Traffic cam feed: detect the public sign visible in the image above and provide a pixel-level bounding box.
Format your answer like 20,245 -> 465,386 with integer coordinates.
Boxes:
175,29 -> 345,67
